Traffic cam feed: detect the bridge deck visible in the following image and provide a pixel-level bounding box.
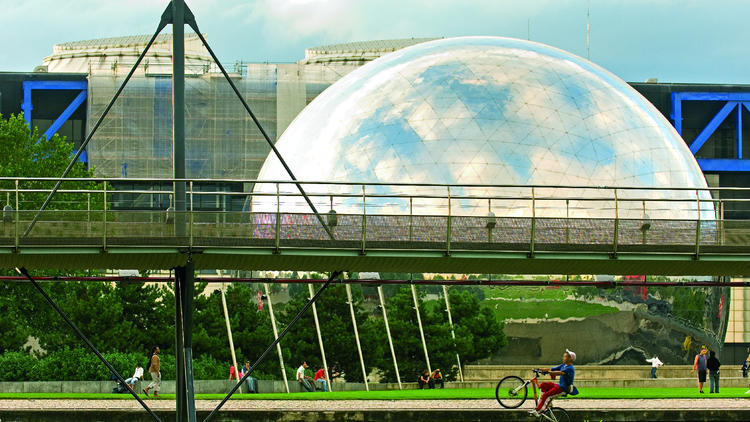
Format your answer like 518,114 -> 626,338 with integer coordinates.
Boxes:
2,212 -> 750,274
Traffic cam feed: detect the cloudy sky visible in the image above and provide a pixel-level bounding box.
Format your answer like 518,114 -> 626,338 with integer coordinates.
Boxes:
1,0 -> 747,84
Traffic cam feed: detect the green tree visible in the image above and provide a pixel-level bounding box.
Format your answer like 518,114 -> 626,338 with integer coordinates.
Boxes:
0,114 -> 134,355
192,283 -> 277,379
279,283 -> 386,382
378,286 -> 506,383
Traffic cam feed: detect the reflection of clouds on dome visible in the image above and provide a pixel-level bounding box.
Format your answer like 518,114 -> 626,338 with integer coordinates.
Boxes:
254,36 -> 712,219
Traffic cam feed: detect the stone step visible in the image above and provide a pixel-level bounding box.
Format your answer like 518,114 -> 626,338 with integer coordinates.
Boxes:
463,365 -> 745,381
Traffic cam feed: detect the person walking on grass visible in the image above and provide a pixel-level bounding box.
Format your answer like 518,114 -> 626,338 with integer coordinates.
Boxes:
143,346 -> 161,397
691,345 -> 708,393
707,350 -> 721,393
646,355 -> 663,379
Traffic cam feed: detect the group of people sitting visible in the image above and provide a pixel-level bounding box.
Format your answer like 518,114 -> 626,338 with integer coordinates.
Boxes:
417,368 -> 444,389
296,361 -> 333,392
229,361 -> 260,393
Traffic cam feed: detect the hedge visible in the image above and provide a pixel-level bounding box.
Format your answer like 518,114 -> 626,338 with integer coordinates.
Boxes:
0,348 -> 263,382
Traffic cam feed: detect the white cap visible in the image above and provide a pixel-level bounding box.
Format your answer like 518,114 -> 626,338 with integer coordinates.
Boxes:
566,349 -> 577,361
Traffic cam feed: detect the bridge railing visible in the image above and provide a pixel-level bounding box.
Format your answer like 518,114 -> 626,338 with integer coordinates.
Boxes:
2,177 -> 750,254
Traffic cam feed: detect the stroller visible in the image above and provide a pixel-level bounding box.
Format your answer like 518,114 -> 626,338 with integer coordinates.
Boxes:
112,372 -> 129,394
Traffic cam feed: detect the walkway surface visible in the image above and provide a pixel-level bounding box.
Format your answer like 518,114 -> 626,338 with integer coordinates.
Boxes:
1,398 -> 748,411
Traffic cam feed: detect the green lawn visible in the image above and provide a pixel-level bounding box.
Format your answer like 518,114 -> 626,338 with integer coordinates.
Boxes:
485,286 -> 574,300
1,387 -> 748,400
484,299 -> 618,320
481,286 -> 619,320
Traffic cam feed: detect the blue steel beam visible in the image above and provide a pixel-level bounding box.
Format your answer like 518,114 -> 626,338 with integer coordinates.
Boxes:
697,158 -> 750,172
43,89 -> 88,140
739,102 -> 743,160
671,94 -> 683,135
21,80 -> 88,126
689,101 -> 737,154
673,92 -> 750,102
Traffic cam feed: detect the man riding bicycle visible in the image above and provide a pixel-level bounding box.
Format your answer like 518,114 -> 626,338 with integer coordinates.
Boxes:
529,349 -> 577,417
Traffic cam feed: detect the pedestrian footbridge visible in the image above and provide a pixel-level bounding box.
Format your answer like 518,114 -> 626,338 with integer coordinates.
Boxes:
2,178 -> 750,275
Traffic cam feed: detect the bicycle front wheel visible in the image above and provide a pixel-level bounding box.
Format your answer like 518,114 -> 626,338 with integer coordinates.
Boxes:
540,407 -> 570,422
495,375 -> 527,408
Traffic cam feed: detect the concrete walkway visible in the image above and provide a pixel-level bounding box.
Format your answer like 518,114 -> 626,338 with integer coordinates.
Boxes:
1,398 -> 748,411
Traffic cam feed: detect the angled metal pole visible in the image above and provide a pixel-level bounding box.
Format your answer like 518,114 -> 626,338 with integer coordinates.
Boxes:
308,283 -> 332,392
411,284 -> 431,374
16,268 -> 162,422
442,285 -> 463,382
22,4 -> 172,238
181,6 -> 334,241
220,281 -> 242,392
345,284 -> 369,391
377,285 -> 401,389
264,282 -> 289,393
203,271 -> 342,422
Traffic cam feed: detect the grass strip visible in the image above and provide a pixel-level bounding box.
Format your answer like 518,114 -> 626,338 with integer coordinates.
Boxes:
0,387 -> 749,400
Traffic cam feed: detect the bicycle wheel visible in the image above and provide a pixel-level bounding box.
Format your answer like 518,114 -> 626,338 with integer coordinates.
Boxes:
539,407 -> 570,422
495,376 -> 527,408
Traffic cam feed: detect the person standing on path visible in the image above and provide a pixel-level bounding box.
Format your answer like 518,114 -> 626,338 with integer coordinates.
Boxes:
646,355 -> 663,379
143,346 -> 161,397
691,346 -> 708,393
707,350 -> 721,393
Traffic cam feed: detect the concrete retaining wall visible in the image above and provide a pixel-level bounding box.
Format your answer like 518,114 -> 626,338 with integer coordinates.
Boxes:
0,379 -> 385,394
464,364 -> 747,381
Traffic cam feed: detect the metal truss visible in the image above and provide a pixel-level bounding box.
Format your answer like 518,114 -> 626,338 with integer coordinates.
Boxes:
672,92 -> 750,172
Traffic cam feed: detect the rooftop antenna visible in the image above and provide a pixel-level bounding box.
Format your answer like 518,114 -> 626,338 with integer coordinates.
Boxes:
527,18 -> 530,40
586,0 -> 591,60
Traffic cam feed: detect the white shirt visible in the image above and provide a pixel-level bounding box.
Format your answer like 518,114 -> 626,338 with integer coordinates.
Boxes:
646,357 -> 663,368
297,365 -> 306,381
133,366 -> 144,379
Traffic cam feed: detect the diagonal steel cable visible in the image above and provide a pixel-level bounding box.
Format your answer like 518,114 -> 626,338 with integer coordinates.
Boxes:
16,267 -> 162,422
182,5 -> 335,241
22,4 -> 173,238
202,270 -> 342,422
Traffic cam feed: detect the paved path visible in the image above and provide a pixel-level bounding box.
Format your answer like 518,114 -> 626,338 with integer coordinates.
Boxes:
1,398 -> 748,411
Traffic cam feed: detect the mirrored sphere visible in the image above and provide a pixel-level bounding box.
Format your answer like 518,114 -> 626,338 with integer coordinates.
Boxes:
255,36 -> 710,219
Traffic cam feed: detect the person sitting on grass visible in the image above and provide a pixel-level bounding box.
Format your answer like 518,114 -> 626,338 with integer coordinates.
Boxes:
529,349 -> 577,417
418,370 -> 435,389
431,368 -> 444,389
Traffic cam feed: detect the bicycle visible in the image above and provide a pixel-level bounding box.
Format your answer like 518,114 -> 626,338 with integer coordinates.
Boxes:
495,368 -> 571,422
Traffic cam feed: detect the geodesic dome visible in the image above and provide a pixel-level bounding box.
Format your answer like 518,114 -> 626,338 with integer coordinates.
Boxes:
254,36 -> 711,219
